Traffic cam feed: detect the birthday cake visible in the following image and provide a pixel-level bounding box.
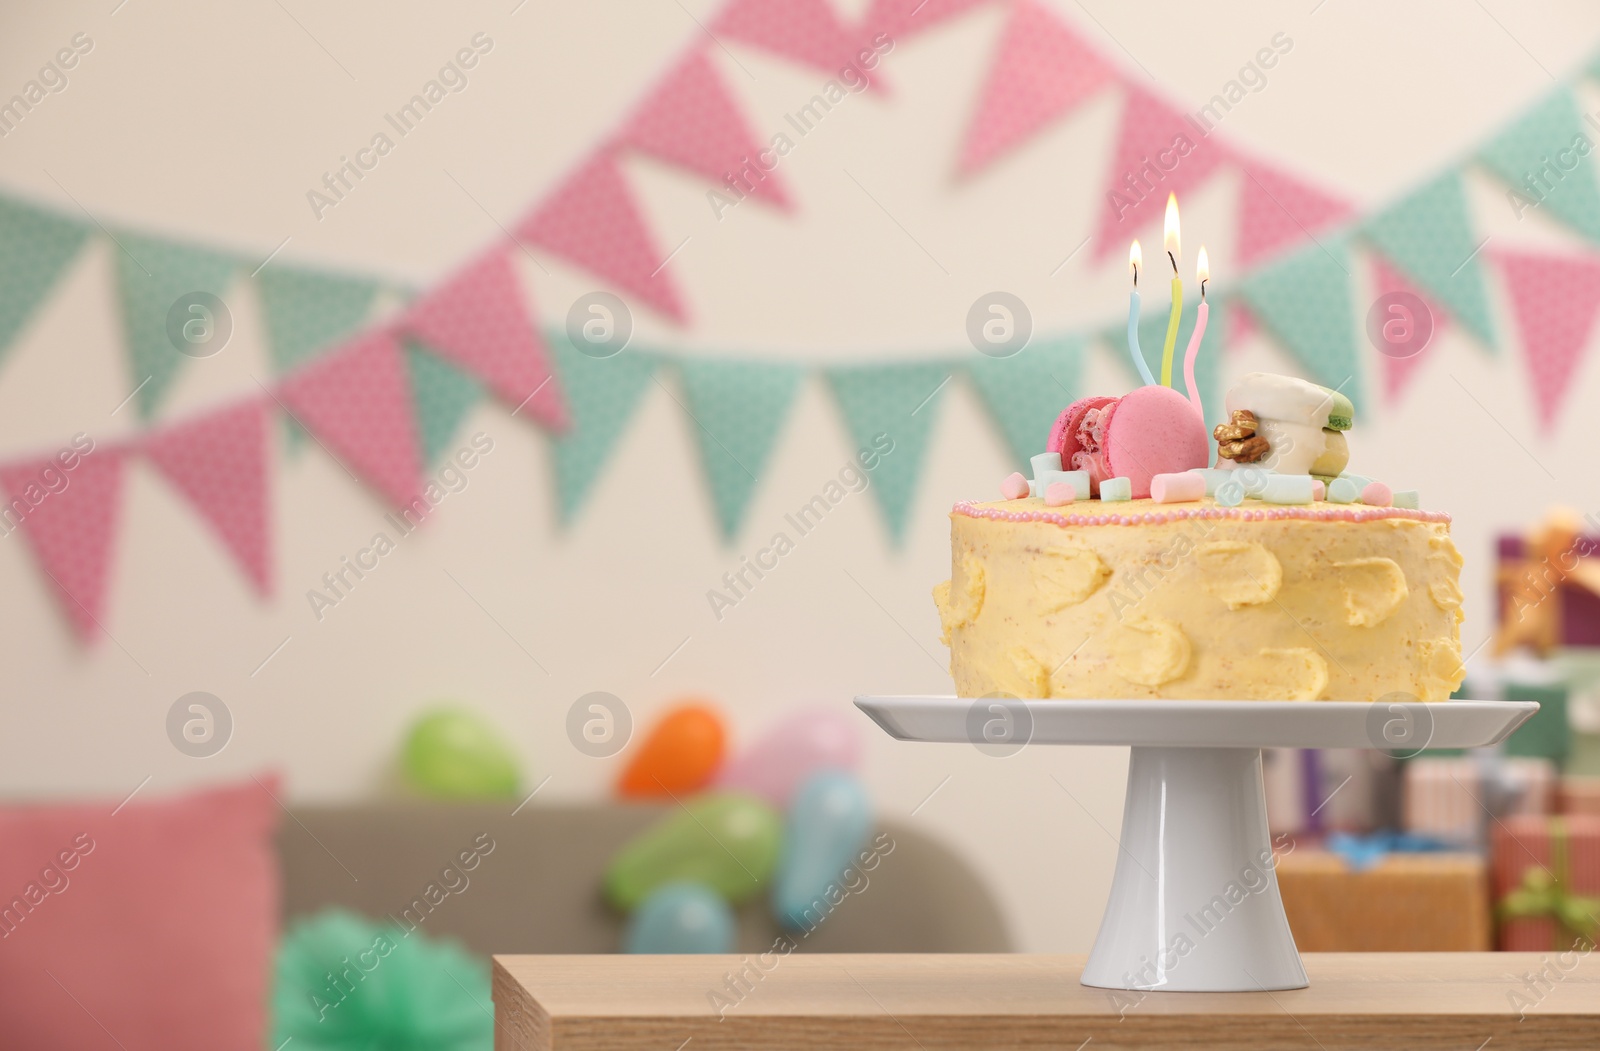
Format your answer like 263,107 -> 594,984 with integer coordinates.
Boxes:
934,372 -> 1466,702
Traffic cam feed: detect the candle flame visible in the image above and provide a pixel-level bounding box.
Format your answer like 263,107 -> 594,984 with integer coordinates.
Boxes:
1196,246 -> 1209,297
1163,193 -> 1180,272
1129,240 -> 1142,286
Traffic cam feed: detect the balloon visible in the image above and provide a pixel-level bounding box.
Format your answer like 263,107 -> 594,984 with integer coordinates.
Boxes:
716,707 -> 862,806
606,792 -> 781,909
624,882 -> 737,954
617,701 -> 726,798
400,706 -> 521,799
772,770 -> 874,930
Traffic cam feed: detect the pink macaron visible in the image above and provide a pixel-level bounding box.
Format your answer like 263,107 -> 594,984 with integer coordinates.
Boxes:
1047,385 -> 1209,499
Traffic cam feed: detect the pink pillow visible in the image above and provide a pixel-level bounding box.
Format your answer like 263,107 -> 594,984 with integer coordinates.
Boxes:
0,777 -> 281,1050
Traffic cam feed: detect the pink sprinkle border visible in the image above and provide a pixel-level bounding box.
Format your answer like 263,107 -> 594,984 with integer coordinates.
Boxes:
952,500 -> 1451,528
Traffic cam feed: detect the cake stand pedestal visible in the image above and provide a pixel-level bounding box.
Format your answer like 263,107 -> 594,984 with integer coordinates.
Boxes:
854,697 -> 1537,993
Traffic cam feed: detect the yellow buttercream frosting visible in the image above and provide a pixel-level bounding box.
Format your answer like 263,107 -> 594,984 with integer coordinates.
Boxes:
937,496 -> 1466,701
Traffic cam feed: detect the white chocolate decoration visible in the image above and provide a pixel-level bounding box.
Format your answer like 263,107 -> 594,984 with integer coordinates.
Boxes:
1196,540 -> 1282,609
1334,557 -> 1409,627
1110,616 -> 1191,687
1221,372 -> 1345,476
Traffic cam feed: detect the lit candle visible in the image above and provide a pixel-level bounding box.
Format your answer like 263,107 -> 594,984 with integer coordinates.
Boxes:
1183,246 -> 1209,419
1160,193 -> 1182,389
1125,240 -> 1156,387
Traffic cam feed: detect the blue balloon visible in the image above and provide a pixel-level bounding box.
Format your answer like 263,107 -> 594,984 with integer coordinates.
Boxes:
624,882 -> 736,954
772,770 -> 873,931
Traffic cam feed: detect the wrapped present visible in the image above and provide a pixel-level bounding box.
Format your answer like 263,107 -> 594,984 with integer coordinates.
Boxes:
1458,656 -> 1573,764
1276,847 -> 1490,951
1494,509 -> 1600,656
1490,814 -> 1600,951
1303,749 -> 1400,834
1560,776 -> 1600,816
1402,755 -> 1554,845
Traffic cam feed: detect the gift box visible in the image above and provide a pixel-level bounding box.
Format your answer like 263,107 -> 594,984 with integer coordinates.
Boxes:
1494,514 -> 1600,654
1276,847 -> 1490,951
1560,776 -> 1600,816
1490,814 -> 1600,952
1402,756 -> 1554,845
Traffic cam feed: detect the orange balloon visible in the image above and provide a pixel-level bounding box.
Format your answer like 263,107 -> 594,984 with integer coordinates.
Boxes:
617,702 -> 727,798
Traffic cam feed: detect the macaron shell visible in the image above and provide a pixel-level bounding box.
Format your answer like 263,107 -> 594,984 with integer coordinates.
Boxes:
1047,396 -> 1117,462
1101,384 -> 1210,499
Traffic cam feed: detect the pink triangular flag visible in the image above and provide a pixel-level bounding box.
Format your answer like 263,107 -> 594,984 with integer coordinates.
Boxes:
1237,162 -> 1352,268
518,153 -> 688,323
1372,256 -> 1449,405
405,251 -> 568,430
143,399 -> 273,595
1495,247 -> 1600,432
1093,86 -> 1231,260
864,0 -> 988,39
1228,299 -> 1259,347
617,52 -> 791,209
1,447 -> 126,641
714,0 -> 878,88
958,1 -> 1115,175
279,328 -> 425,509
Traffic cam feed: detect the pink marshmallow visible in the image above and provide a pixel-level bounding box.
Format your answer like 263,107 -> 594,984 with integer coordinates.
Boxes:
1361,481 -> 1393,507
1001,472 -> 1029,500
1313,480 -> 1326,501
1044,482 -> 1076,506
1150,471 -> 1206,504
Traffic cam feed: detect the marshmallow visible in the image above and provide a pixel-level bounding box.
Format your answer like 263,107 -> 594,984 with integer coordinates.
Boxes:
1098,477 -> 1133,502
1261,474 -> 1316,504
1001,472 -> 1029,500
1151,472 -> 1206,503
1327,478 -> 1360,504
1361,481 -> 1393,507
1044,482 -> 1076,506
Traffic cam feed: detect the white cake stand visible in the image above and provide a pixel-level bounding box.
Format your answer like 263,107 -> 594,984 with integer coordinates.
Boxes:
855,696 -> 1538,992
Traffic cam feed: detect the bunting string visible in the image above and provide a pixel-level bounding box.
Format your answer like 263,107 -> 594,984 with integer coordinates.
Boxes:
3,0 -> 1600,643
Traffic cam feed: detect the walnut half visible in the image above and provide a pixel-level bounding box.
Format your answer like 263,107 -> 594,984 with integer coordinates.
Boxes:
1213,410 -> 1269,463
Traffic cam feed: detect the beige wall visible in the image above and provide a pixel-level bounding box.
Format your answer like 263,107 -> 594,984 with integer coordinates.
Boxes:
3,0 -> 1599,952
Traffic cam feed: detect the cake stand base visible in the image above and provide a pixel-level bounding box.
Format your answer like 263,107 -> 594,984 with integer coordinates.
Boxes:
855,697 -> 1538,992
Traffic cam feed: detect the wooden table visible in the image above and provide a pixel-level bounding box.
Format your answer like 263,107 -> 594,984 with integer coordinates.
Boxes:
493,953 -> 1600,1050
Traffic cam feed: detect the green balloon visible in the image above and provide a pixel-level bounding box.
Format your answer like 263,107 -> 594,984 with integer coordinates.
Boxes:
606,793 -> 781,909
401,706 -> 521,799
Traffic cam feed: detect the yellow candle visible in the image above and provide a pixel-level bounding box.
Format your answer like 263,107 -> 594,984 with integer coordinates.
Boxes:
1160,193 -> 1182,388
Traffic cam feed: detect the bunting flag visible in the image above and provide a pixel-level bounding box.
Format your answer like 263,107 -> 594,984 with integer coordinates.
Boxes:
1478,87 -> 1600,244
1239,238 -> 1362,406
678,358 -> 804,538
1361,170 -> 1496,348
113,232 -> 238,419
1372,256 -> 1448,405
864,0 -> 990,40
827,361 -> 949,543
1,447 -> 126,642
1228,299 -> 1259,345
1093,87 -> 1231,260
548,336 -> 657,522
518,154 -> 688,323
403,251 -> 567,430
617,52 -> 791,209
278,329 -> 424,510
957,1 -> 1115,176
964,336 -> 1085,465
142,400 -> 272,594
713,0 -> 878,87
257,264 -> 380,375
1236,162 -> 1352,268
1494,247 -> 1600,431
0,196 -> 89,361
404,342 -> 484,467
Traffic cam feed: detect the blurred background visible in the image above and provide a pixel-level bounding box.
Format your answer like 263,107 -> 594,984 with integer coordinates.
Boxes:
3,0 -> 1600,1046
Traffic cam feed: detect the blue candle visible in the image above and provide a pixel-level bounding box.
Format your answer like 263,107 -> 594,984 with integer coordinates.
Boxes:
1126,240 -> 1156,387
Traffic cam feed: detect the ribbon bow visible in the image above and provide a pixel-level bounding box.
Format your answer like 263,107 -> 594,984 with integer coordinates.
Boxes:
1498,819 -> 1600,950
1495,508 -> 1600,657
1326,830 -> 1452,873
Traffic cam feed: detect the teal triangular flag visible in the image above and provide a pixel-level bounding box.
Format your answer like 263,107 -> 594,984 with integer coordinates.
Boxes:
258,264 -> 380,374
549,336 -> 656,522
405,342 -> 484,466
964,337 -> 1085,467
1240,239 -> 1362,407
1362,170 -> 1496,347
113,232 -> 237,417
827,361 -> 950,544
1479,87 -> 1600,244
677,358 -> 804,540
0,196 -> 89,362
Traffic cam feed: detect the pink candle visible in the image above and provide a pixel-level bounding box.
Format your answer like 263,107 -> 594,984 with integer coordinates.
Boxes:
1183,247 -> 1210,420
